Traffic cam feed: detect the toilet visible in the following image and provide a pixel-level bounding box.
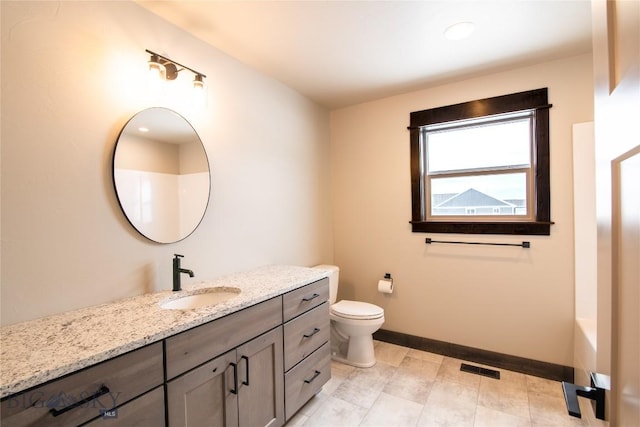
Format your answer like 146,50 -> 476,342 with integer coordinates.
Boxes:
314,265 -> 384,368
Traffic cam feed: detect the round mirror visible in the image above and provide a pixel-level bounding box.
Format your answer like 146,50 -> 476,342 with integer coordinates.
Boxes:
113,107 -> 210,243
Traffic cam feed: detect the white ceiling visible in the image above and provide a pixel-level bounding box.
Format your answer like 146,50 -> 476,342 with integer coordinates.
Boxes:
136,0 -> 593,109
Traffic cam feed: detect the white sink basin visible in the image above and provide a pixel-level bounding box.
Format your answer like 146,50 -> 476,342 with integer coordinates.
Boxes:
160,287 -> 241,310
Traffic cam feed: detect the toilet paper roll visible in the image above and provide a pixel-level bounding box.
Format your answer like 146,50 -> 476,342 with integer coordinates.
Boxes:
378,279 -> 394,294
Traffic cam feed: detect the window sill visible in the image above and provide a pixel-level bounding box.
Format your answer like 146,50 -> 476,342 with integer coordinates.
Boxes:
410,221 -> 553,236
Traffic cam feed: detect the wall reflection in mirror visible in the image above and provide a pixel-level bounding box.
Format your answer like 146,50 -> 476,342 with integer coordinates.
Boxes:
113,107 -> 210,243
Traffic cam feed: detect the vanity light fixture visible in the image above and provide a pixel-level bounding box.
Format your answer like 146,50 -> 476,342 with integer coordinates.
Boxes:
146,49 -> 206,89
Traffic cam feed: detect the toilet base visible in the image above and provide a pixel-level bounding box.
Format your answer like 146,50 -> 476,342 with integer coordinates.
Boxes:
331,353 -> 377,368
331,333 -> 377,368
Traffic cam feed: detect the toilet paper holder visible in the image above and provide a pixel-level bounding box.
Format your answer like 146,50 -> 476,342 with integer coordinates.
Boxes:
378,273 -> 394,294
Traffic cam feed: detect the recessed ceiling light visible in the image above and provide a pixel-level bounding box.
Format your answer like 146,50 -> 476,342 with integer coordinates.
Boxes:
444,22 -> 475,41
138,127 -> 149,133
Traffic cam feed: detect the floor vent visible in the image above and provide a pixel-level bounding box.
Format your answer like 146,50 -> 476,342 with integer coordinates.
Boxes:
460,363 -> 501,379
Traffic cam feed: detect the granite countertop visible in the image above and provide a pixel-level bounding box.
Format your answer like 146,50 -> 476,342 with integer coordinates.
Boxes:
0,265 -> 329,399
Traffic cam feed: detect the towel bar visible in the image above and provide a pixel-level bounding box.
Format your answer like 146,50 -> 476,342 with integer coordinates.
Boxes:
425,238 -> 530,248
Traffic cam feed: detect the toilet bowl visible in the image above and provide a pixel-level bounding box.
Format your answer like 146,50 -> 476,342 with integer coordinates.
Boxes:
313,265 -> 384,368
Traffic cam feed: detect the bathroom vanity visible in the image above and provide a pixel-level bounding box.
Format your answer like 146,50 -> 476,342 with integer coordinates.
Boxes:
0,265 -> 331,426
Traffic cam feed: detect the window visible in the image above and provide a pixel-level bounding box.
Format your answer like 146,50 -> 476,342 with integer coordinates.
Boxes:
426,111 -> 532,219
409,88 -> 552,235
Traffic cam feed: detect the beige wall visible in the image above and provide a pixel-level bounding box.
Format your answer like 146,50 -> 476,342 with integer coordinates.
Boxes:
330,53 -> 594,367
0,1 -> 333,325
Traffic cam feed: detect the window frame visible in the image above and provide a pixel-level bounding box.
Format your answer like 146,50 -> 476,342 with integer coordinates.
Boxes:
409,88 -> 553,235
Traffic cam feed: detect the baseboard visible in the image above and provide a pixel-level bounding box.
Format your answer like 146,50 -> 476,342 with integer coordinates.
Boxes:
373,329 -> 574,383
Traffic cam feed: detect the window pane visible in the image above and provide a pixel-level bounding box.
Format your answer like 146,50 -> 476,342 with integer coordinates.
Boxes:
430,173 -> 527,216
426,118 -> 531,173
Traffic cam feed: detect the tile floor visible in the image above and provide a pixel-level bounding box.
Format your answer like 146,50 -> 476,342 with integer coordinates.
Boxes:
286,341 -> 590,427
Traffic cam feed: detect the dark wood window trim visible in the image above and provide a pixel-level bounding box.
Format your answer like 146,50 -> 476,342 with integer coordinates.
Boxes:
409,88 -> 553,236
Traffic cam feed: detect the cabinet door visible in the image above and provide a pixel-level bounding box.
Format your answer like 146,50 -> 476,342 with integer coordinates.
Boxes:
236,327 -> 284,427
167,350 -> 239,427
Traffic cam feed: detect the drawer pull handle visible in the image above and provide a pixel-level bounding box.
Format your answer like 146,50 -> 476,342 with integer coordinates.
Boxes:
241,355 -> 250,386
303,328 -> 321,338
230,362 -> 239,395
302,293 -> 320,302
49,384 -> 110,417
304,370 -> 322,384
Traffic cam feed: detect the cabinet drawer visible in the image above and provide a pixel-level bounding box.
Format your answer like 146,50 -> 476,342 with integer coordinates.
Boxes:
165,296 -> 282,379
283,302 -> 329,371
83,386 -> 164,426
0,342 -> 163,427
284,342 -> 331,421
282,278 -> 329,322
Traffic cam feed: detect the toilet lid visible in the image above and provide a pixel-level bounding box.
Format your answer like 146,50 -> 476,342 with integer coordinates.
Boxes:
331,300 -> 384,320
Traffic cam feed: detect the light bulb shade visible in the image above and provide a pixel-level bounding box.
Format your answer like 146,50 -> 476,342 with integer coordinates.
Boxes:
193,74 -> 205,90
193,74 -> 206,109
148,55 -> 165,81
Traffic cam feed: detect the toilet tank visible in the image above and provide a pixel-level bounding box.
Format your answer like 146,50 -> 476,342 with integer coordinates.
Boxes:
313,265 -> 339,304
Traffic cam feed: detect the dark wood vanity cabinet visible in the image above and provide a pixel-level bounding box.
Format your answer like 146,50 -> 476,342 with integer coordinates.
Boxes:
165,280 -> 331,426
1,278 -> 331,427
